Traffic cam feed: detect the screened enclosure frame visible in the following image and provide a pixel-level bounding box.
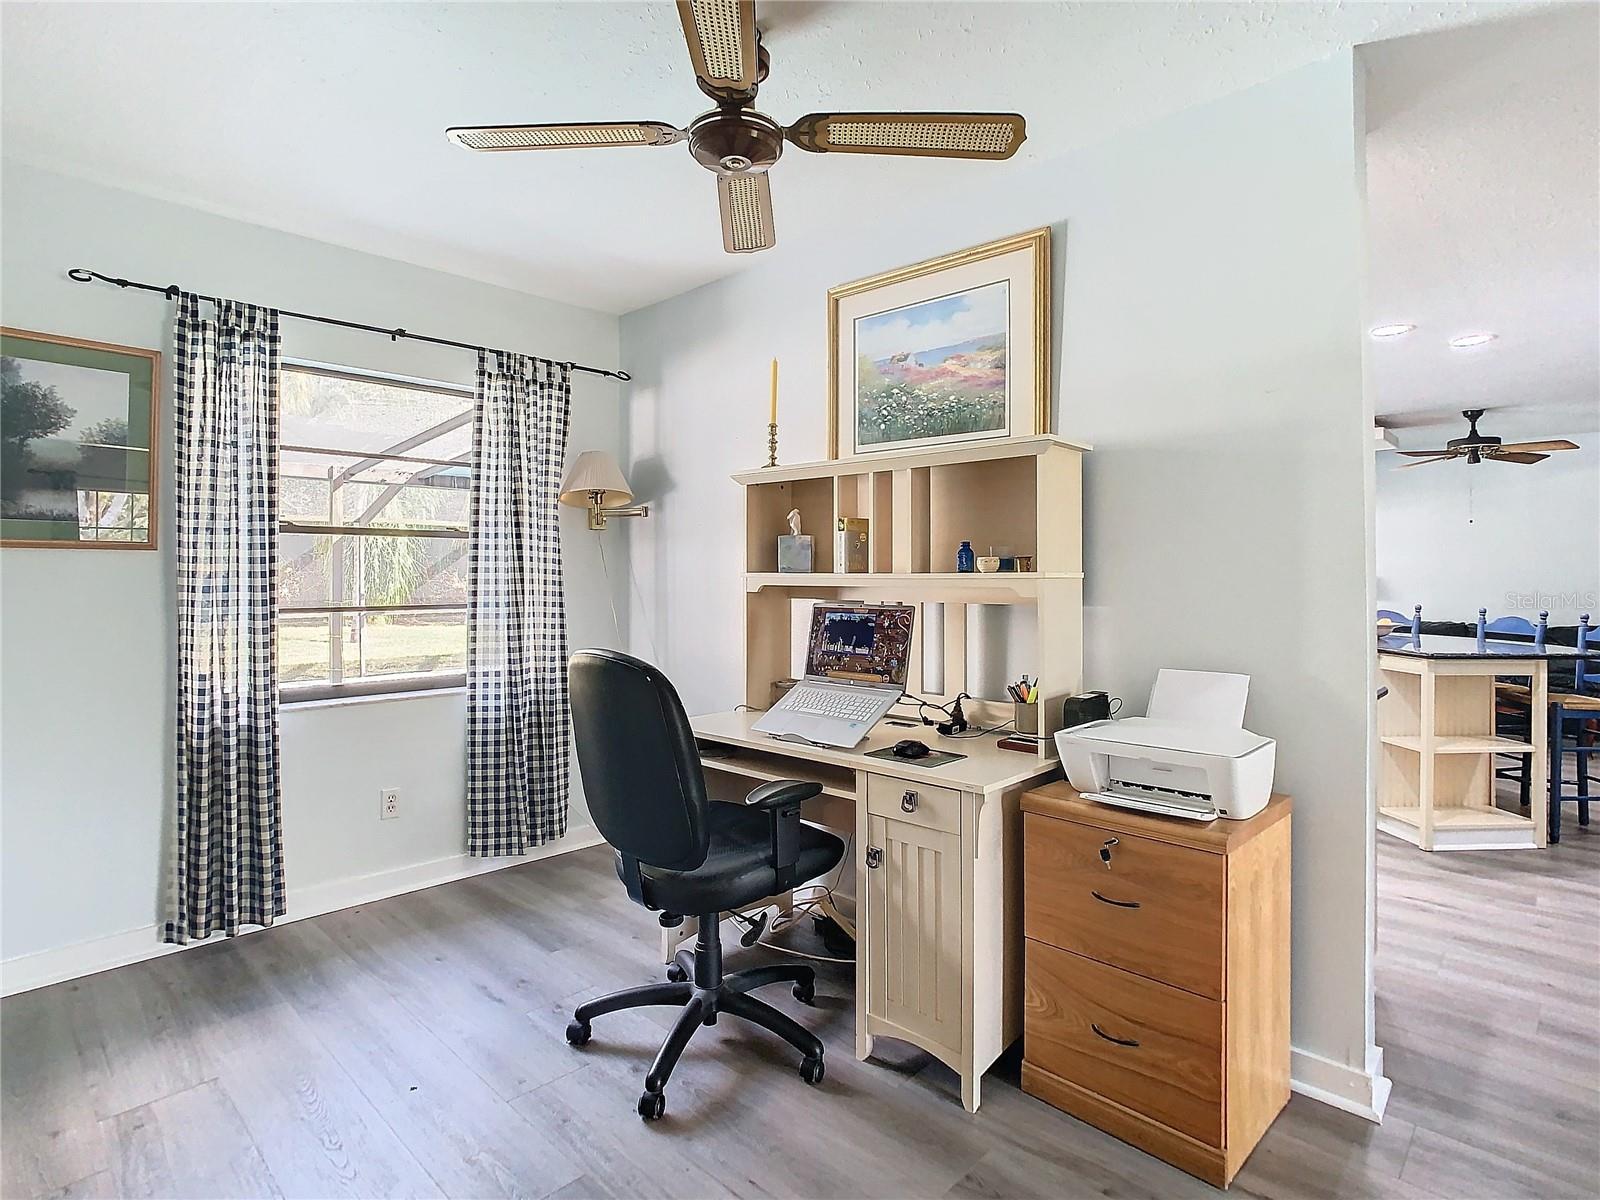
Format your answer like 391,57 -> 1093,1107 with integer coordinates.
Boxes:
278,362 -> 474,702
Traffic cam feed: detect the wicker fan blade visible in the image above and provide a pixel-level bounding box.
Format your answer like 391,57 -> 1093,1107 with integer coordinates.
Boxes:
785,112 -> 1026,159
1399,455 -> 1457,468
718,171 -> 775,253
1494,439 -> 1579,453
1487,451 -> 1550,464
678,0 -> 758,94
446,122 -> 686,152
1396,449 -> 1457,458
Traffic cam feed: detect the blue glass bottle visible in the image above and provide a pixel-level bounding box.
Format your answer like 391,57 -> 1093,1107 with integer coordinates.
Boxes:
956,541 -> 975,573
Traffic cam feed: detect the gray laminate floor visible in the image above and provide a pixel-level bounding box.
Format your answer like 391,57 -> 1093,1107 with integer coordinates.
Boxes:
4,825 -> 1597,1200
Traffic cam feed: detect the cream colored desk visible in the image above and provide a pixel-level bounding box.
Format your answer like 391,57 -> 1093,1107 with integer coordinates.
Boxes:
688,708 -> 1061,1111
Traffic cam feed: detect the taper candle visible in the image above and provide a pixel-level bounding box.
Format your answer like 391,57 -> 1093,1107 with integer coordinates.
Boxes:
769,358 -> 778,424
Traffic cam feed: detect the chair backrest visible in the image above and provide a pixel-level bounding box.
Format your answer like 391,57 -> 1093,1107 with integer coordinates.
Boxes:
1477,609 -> 1548,650
1376,609 -> 1408,625
1577,615 -> 1595,693
568,648 -> 711,873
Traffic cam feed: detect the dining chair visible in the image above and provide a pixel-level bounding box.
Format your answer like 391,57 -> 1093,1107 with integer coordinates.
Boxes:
1548,616 -> 1598,843
1488,611 -> 1549,809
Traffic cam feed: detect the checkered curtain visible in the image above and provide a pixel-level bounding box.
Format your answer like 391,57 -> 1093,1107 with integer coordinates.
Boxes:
163,294 -> 285,944
466,351 -> 573,855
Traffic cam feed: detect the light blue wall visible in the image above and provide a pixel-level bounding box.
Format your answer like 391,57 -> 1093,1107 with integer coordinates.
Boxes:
620,56 -> 1379,1085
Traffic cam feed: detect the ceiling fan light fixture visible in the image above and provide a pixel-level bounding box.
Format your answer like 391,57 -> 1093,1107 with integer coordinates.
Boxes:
1369,323 -> 1416,338
1448,332 -> 1498,348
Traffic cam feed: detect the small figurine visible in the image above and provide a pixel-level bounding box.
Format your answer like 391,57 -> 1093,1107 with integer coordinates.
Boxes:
786,508 -> 802,537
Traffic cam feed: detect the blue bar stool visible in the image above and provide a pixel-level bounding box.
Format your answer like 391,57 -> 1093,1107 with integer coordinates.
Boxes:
1549,616 -> 1598,843
1486,611 -> 1547,808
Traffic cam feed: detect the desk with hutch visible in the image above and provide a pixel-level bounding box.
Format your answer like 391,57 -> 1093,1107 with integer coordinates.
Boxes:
687,434 -> 1088,1110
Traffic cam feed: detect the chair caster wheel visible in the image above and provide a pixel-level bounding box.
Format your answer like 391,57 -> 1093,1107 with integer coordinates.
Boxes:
799,1055 -> 824,1086
666,963 -> 688,982
565,1020 -> 591,1046
638,1090 -> 666,1120
792,982 -> 815,1005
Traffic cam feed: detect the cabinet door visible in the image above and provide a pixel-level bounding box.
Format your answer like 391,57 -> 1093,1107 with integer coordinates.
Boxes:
865,813 -> 963,1054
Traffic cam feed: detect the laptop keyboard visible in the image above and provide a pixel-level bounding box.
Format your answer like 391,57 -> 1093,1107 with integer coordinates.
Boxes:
787,685 -> 883,722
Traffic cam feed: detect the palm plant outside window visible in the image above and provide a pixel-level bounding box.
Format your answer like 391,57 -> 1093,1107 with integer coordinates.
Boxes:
279,364 -> 472,700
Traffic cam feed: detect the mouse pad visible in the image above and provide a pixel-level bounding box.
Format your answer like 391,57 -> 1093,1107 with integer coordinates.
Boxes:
864,746 -> 968,769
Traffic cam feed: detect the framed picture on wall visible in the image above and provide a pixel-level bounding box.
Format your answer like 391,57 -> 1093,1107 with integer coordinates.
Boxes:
827,227 -> 1051,460
1,327 -> 159,549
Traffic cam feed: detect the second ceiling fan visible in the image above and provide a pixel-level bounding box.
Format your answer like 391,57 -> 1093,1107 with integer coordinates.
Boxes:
446,0 -> 1027,254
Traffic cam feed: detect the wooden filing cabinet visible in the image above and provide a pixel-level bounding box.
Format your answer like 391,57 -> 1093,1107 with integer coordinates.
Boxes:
1019,782 -> 1291,1188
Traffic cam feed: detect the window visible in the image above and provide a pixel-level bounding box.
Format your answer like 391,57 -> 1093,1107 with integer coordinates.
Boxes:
279,363 -> 472,701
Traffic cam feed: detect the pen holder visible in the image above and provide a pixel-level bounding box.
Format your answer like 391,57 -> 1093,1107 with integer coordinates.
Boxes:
1013,702 -> 1039,736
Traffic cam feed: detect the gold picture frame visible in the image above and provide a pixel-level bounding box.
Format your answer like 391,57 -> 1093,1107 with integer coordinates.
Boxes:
1,327 -> 160,550
827,227 -> 1052,460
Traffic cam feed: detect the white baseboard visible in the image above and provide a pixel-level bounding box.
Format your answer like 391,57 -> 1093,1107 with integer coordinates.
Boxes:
0,829 -> 604,997
1290,1044 -> 1391,1122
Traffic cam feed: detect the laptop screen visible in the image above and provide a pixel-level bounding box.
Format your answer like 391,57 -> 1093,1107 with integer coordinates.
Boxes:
804,604 -> 915,686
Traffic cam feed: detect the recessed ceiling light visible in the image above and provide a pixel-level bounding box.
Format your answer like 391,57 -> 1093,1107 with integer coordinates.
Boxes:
1448,332 -> 1498,348
1369,323 -> 1416,338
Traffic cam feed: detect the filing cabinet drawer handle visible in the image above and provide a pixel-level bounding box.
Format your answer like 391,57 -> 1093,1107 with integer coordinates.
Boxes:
901,790 -> 918,813
1091,1023 -> 1141,1048
1090,890 -> 1141,909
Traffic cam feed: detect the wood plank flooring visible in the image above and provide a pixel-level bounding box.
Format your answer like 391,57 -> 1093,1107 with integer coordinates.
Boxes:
4,828 -> 1596,1199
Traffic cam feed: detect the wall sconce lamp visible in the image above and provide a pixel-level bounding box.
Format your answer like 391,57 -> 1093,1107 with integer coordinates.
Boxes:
559,450 -> 650,531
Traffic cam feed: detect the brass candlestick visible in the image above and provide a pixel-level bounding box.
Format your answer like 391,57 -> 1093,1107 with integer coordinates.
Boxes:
767,421 -> 778,468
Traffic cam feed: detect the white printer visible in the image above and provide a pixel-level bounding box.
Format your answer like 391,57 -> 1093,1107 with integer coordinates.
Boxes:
1052,669 -> 1277,821
1055,717 -> 1276,821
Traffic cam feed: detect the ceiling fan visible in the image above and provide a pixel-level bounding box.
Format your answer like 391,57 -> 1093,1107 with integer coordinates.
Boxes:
1396,409 -> 1580,468
445,0 -> 1026,254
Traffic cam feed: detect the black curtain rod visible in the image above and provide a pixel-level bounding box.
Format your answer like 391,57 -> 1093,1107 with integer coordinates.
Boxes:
66,268 -> 632,383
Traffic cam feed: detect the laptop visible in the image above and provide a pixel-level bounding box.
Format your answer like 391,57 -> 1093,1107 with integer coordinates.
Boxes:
751,603 -> 915,748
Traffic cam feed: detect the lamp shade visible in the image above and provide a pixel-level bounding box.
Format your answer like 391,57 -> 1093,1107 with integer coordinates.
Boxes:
559,450 -> 633,508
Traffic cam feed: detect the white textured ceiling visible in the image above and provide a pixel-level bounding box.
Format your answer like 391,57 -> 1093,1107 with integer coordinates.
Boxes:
1363,5 -> 1599,445
0,1 -> 1541,315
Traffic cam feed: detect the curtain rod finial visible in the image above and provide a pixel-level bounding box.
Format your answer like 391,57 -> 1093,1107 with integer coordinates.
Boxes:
67,267 -> 94,283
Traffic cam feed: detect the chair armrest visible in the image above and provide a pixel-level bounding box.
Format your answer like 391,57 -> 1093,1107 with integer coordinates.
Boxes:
745,779 -> 822,889
745,779 -> 823,809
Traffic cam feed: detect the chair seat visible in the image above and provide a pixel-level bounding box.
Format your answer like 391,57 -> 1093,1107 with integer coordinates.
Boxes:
1553,692 -> 1600,712
618,800 -> 846,915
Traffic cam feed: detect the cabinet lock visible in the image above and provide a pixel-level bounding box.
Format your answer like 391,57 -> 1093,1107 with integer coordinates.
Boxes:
901,790 -> 918,813
1099,836 -> 1118,869
865,846 -> 883,869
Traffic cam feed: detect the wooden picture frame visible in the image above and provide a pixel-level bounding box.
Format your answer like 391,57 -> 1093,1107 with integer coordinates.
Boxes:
827,227 -> 1052,460
1,327 -> 160,550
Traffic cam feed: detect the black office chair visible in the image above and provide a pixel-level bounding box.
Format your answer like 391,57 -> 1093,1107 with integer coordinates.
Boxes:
565,649 -> 847,1120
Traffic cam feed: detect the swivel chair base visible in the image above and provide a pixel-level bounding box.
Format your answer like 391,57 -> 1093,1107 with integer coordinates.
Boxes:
565,911 -> 824,1120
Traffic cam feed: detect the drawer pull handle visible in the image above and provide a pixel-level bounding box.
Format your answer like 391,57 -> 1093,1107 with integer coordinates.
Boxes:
901,790 -> 918,813
1092,1023 -> 1140,1048
1091,890 -> 1141,909
866,846 -> 883,869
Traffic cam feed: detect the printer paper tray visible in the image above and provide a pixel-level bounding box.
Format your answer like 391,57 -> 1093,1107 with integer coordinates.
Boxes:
1083,790 -> 1216,822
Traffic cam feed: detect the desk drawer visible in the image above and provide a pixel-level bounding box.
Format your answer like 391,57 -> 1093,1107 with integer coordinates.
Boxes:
1024,813 -> 1224,999
1025,941 -> 1223,1146
866,774 -> 962,835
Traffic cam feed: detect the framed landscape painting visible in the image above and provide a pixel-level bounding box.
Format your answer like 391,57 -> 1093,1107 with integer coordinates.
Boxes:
828,227 -> 1051,459
1,328 -> 159,549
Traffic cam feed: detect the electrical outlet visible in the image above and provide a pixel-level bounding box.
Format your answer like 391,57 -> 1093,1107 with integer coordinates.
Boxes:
380,788 -> 400,820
